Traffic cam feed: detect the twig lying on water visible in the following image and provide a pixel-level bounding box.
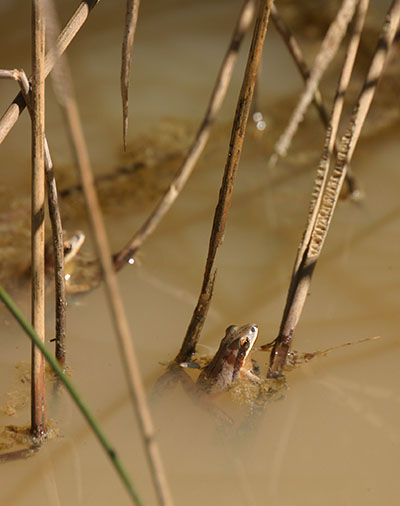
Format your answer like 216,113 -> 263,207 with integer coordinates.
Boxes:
268,0 -> 358,168
267,0 -> 400,378
175,0 -> 273,364
112,0 -> 257,272
121,0 -> 141,150
43,2 -> 173,504
0,0 -> 101,144
286,335 -> 381,367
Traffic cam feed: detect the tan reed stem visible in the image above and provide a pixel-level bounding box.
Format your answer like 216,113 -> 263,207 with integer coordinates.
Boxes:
176,0 -> 273,363
14,69 -> 67,366
43,2 -> 174,502
31,0 -> 46,439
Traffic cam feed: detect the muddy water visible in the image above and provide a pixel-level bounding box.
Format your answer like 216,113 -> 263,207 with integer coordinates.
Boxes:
1,1 -> 400,505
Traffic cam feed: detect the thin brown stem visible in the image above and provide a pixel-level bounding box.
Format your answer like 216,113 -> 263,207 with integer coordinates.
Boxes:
176,0 -> 273,363
44,2 -> 173,503
112,0 -> 257,272
121,0 -> 140,150
0,0 -> 100,144
31,0 -> 46,439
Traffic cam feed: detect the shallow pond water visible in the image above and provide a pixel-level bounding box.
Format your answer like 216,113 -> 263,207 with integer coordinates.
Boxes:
1,1 -> 400,505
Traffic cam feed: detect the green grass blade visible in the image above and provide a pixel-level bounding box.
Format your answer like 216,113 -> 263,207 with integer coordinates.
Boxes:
0,284 -> 144,506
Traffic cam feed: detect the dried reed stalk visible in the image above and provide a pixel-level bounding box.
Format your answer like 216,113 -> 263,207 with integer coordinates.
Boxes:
12,69 -> 67,366
176,0 -> 273,363
44,146 -> 67,365
44,2 -> 173,503
0,0 -> 100,144
267,0 -> 400,377
31,0 -> 46,439
0,69 -> 67,363
113,0 -> 257,272
121,0 -> 140,150
268,0 -> 358,168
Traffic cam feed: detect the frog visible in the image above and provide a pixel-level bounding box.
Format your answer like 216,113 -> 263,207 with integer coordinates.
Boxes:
196,323 -> 259,395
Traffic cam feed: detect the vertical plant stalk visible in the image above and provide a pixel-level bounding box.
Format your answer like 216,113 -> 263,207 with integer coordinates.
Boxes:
113,0 -> 257,272
60,89 -> 173,506
176,0 -> 273,363
121,0 -> 140,150
15,69 -> 67,366
44,3 -> 173,503
44,144 -> 67,365
31,0 -> 46,439
0,0 -> 100,144
268,0 -> 358,168
267,0 -> 400,377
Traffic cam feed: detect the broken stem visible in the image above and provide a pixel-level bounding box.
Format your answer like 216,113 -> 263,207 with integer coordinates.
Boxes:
112,0 -> 257,271
121,0 -> 140,150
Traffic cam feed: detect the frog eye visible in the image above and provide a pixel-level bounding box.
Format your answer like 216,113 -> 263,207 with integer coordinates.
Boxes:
240,336 -> 250,347
63,242 -> 72,254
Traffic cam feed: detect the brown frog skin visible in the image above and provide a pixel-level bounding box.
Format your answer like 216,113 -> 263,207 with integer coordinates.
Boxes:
196,323 -> 259,394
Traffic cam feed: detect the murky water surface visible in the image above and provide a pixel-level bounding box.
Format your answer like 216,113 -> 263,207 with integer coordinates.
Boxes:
1,1 -> 400,505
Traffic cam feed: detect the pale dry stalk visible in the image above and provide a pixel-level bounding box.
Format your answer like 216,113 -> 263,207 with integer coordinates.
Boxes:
31,0 -> 46,439
44,2 -> 173,502
15,69 -> 67,365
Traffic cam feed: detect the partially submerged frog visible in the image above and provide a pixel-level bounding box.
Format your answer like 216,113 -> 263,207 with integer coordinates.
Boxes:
196,323 -> 259,394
